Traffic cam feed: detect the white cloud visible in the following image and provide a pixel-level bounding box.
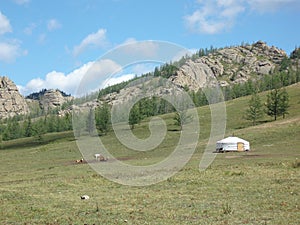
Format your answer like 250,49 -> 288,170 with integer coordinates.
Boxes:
184,0 -> 245,34
121,38 -> 159,57
0,11 -> 12,35
103,74 -> 136,88
47,19 -> 62,31
73,28 -> 108,56
185,0 -> 300,34
12,0 -> 30,5
19,59 -> 123,97
0,12 -> 27,63
0,40 -> 26,63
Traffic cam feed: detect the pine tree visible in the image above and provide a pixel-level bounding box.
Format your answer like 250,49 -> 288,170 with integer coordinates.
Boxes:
265,88 -> 280,121
24,116 -> 33,137
278,88 -> 289,119
173,110 -> 193,131
245,92 -> 263,125
129,104 -> 141,130
32,118 -> 46,143
265,88 -> 289,120
95,103 -> 111,135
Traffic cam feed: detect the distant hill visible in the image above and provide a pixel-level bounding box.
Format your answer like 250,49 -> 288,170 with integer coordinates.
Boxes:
26,89 -> 71,100
97,41 -> 299,106
25,89 -> 73,114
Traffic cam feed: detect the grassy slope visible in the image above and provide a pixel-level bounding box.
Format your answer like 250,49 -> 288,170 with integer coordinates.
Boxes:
0,83 -> 299,224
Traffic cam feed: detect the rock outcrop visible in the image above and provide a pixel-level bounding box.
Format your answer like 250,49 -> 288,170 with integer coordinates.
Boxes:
94,41 -> 289,107
0,76 -> 29,119
171,41 -> 287,91
38,89 -> 73,111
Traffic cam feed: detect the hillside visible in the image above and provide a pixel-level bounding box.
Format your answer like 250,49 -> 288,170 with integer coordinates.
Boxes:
172,41 -> 287,90
0,83 -> 299,224
98,41 -> 299,106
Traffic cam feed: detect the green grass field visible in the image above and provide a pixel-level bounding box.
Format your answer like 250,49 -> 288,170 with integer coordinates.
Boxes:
0,83 -> 299,224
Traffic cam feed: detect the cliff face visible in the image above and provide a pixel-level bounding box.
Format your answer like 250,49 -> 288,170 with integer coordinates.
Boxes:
38,89 -> 73,111
171,41 -> 287,91
25,89 -> 74,114
0,76 -> 29,119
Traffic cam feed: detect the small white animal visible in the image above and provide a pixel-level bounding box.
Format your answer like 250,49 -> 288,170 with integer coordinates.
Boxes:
94,153 -> 102,160
80,195 -> 90,200
94,153 -> 107,161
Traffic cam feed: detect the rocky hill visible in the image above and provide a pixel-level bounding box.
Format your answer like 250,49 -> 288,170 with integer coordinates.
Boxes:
171,41 -> 287,91
0,76 -> 29,119
98,41 -> 291,105
0,78 -> 74,119
25,89 -> 74,114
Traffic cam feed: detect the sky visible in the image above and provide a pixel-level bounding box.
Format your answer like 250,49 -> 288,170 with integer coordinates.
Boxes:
0,0 -> 300,96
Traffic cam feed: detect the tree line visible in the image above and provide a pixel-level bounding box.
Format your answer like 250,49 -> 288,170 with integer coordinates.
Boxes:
0,113 -> 72,142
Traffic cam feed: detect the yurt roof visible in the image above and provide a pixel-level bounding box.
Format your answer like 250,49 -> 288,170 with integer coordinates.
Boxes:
217,136 -> 249,144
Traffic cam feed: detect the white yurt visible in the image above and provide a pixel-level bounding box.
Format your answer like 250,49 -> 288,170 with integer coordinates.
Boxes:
216,136 -> 250,152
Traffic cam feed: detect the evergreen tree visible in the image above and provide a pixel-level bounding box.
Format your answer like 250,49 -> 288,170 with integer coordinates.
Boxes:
64,112 -> 73,130
278,88 -> 289,119
3,117 -> 23,140
245,92 -> 263,125
173,110 -> 193,131
153,67 -> 160,77
129,104 -> 141,130
32,118 -> 46,143
95,103 -> 111,135
46,114 -> 56,132
265,88 -> 289,120
24,116 -> 33,137
265,88 -> 280,121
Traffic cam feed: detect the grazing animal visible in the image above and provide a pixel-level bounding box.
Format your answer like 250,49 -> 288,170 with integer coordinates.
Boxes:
94,154 -> 101,160
75,158 -> 84,163
80,195 -> 90,200
94,153 -> 108,161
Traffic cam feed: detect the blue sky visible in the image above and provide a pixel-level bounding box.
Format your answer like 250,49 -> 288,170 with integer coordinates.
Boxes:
0,0 -> 300,96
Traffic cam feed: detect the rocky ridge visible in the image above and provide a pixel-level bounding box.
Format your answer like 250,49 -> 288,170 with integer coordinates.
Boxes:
25,89 -> 74,113
0,76 -> 29,119
38,89 -> 74,111
171,41 -> 287,91
98,41 -> 288,105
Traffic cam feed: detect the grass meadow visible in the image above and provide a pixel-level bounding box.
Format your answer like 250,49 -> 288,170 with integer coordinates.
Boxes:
0,83 -> 299,224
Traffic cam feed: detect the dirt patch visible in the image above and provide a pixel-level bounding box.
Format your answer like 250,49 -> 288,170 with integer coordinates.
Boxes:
225,154 -> 264,159
225,153 -> 300,159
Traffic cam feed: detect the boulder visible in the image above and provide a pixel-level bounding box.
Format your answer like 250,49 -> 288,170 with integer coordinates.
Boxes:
0,76 -> 29,119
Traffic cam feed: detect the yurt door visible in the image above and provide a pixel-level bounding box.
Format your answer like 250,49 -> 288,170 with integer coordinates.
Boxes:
237,142 -> 244,151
